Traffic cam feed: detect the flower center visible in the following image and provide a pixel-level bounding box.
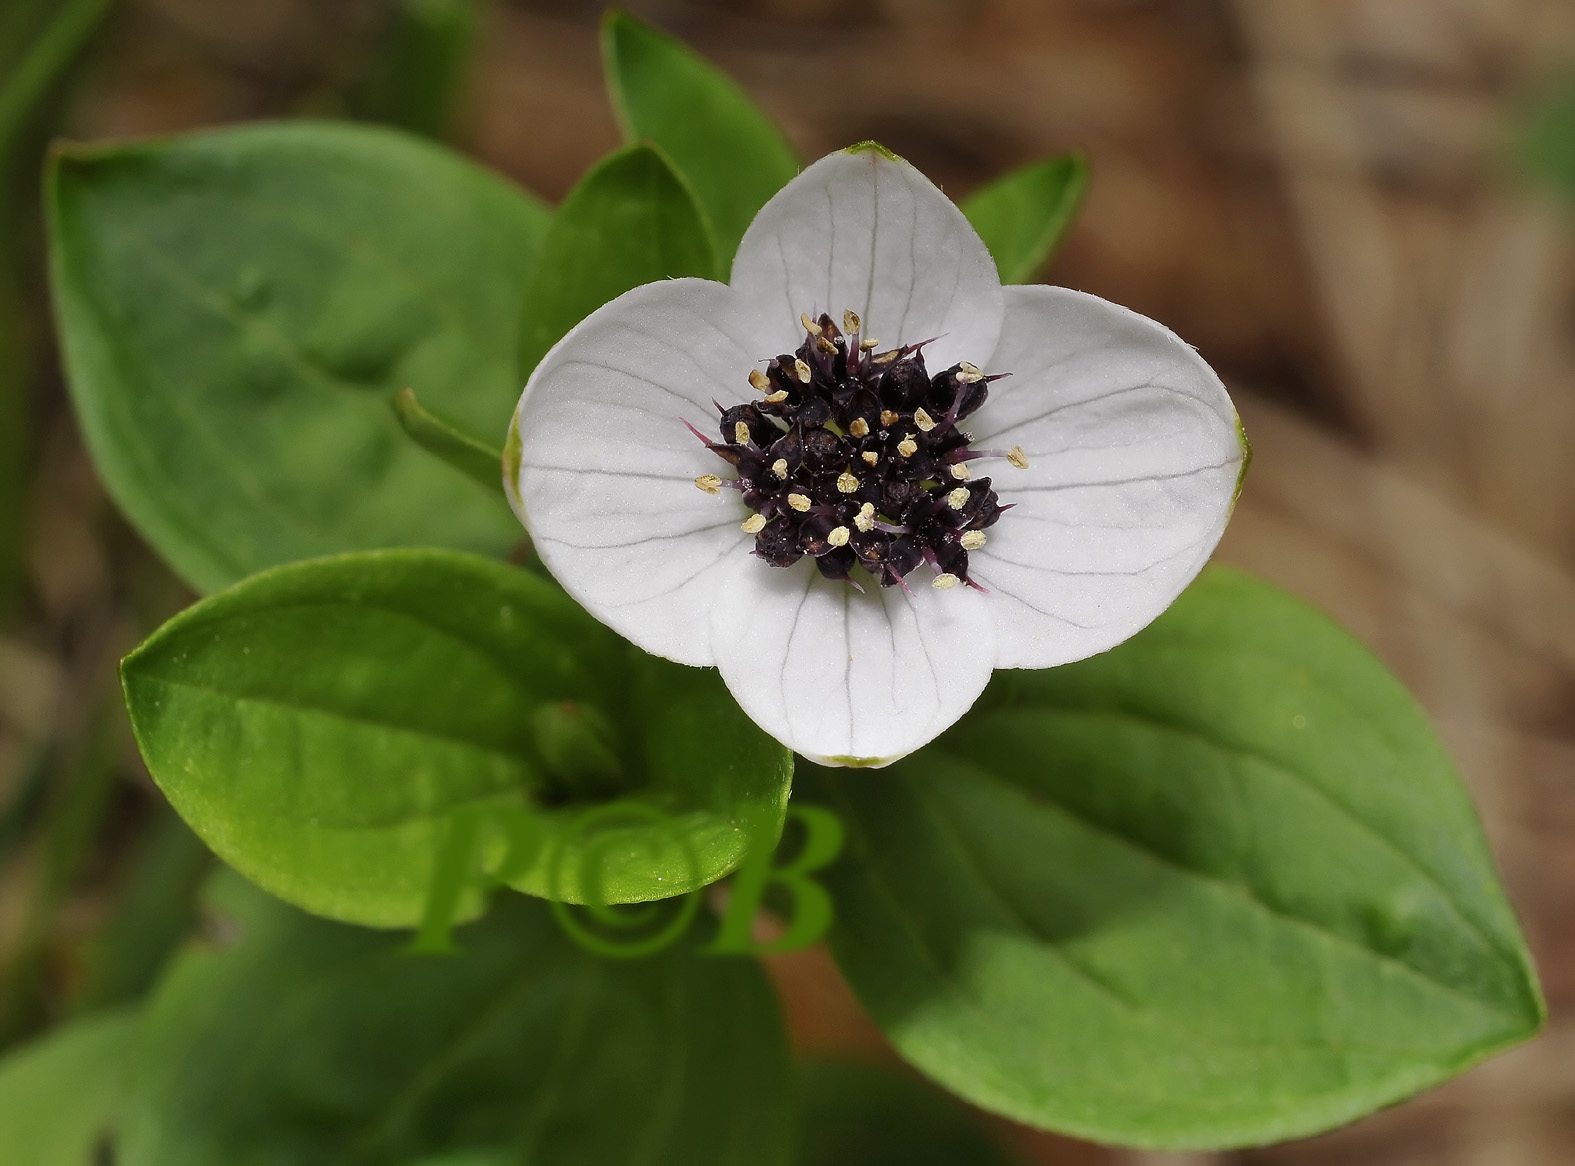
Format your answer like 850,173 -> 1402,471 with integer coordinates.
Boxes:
689,310 -> 1027,592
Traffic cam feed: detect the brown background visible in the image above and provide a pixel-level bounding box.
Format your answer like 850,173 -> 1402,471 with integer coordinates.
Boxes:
3,1 -> 1575,1162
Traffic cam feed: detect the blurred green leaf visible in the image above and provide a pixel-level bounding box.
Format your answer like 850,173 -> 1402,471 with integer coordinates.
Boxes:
0,270 -> 28,623
350,0 -> 481,140
601,9 -> 799,261
0,698 -> 124,1044
961,154 -> 1087,284
80,808 -> 211,1008
123,873 -> 792,1166
0,739 -> 52,862
0,1007 -> 138,1166
0,0 -> 115,621
794,1058 -> 1014,1166
0,0 -> 113,165
808,566 -> 1542,1150
1522,81 -> 1575,203
121,549 -> 792,926
48,122 -> 550,595
518,143 -> 716,377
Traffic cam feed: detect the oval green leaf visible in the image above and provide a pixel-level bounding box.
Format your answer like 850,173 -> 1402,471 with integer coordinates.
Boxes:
120,549 -> 792,926
961,153 -> 1087,284
806,566 -> 1543,1150
601,9 -> 799,260
0,1007 -> 139,1165
123,874 -> 792,1166
518,142 -> 717,377
47,121 -> 549,594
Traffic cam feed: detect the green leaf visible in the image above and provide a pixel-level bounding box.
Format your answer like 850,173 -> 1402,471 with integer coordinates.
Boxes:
601,9 -> 799,261
1522,82 -> 1575,204
806,566 -> 1542,1150
0,0 -> 112,166
0,1007 -> 139,1165
120,549 -> 792,927
0,251 -> 28,622
48,121 -> 550,595
80,808 -> 212,1008
123,874 -> 792,1166
0,0 -> 114,621
793,1058 -> 1013,1166
961,154 -> 1087,284
518,142 -> 717,377
391,386 -> 504,492
349,0 -> 481,140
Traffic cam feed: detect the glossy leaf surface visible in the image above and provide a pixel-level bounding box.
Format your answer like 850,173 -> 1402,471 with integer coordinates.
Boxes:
962,154 -> 1087,284
49,122 -> 548,593
808,567 -> 1542,1149
518,143 -> 716,377
601,10 -> 799,259
121,550 -> 792,926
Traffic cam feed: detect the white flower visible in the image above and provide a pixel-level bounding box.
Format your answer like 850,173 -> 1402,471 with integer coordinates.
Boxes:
506,146 -> 1245,767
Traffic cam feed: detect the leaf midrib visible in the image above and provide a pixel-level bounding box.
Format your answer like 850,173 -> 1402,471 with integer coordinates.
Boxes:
916,756 -> 1523,1029
965,700 -> 1525,994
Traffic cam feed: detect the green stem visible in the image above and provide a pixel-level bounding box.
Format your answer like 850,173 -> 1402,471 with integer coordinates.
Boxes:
391,387 -> 507,494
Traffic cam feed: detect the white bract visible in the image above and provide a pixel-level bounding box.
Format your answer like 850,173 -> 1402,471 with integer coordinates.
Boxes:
506,145 -> 1246,767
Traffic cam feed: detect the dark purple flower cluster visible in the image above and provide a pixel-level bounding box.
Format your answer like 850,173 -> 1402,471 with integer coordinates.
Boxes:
692,310 -> 1017,591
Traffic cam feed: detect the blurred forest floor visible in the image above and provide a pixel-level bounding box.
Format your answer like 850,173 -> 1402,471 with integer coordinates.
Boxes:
3,1 -> 1575,1163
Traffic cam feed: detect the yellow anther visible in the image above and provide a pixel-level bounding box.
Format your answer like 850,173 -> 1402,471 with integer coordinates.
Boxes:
695,475 -> 723,496
816,335 -> 836,354
794,358 -> 813,383
748,369 -> 769,392
788,493 -> 812,512
801,313 -> 822,336
960,530 -> 986,550
849,417 -> 869,438
827,525 -> 850,547
764,390 -> 789,403
958,361 -> 981,375
771,458 -> 789,479
843,310 -> 861,334
860,338 -> 880,351
880,409 -> 899,427
1007,445 -> 1029,469
854,502 -> 876,532
897,436 -> 918,458
741,514 -> 767,534
836,471 -> 859,494
862,450 -> 879,466
734,422 -> 751,444
914,408 -> 936,432
932,573 -> 960,590
947,486 -> 970,510
950,463 -> 971,480
872,350 -> 900,365
957,370 -> 985,384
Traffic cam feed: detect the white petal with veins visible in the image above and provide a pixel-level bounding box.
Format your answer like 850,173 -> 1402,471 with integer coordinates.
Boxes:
710,556 -> 997,765
511,278 -> 774,667
731,148 -> 1005,371
970,285 -> 1243,668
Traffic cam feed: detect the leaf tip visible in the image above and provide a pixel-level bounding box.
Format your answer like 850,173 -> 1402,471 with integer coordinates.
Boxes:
1230,411 -> 1252,512
842,140 -> 904,163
